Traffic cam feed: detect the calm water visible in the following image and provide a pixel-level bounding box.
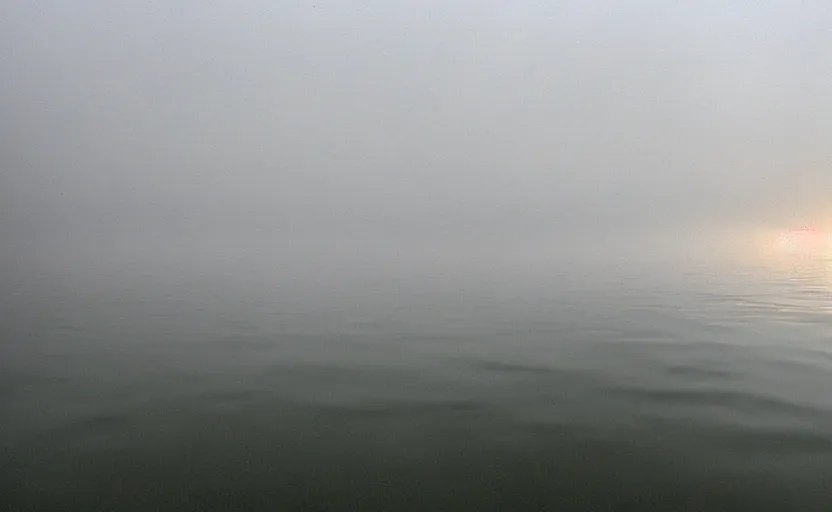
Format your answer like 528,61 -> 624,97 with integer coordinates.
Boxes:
3,254 -> 832,510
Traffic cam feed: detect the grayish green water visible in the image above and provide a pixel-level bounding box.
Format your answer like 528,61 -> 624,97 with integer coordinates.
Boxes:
3,255 -> 832,510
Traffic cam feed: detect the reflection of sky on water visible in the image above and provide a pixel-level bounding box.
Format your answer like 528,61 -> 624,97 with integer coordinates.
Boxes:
728,231 -> 832,321
770,253 -> 832,319
708,244 -> 832,364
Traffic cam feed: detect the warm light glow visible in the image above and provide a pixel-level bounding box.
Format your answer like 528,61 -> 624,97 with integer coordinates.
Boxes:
747,225 -> 832,302
776,225 -> 832,254
740,223 -> 832,264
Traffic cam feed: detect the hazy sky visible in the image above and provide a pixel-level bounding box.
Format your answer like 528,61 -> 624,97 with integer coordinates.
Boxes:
2,1 -> 831,277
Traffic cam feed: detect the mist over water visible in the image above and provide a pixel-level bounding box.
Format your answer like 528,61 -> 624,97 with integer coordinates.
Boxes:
3,1 -> 832,510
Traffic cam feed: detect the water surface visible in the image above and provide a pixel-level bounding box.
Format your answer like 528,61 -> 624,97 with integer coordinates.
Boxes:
3,255 -> 832,510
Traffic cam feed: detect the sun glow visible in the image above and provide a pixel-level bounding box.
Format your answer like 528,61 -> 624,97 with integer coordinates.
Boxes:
746,224 -> 832,297
742,223 -> 832,264
776,226 -> 832,254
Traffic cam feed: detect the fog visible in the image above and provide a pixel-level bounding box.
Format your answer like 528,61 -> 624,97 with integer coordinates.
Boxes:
3,1 -> 831,284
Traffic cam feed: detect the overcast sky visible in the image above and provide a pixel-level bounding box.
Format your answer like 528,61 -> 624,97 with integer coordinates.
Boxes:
2,1 -> 831,278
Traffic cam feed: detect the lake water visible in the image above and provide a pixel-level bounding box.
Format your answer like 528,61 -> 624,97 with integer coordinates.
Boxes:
3,253 -> 832,510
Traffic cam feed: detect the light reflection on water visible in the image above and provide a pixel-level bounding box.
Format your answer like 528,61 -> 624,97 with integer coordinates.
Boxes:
762,251 -> 832,315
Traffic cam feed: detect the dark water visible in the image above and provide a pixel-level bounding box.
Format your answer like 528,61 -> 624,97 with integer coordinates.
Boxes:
3,255 -> 832,510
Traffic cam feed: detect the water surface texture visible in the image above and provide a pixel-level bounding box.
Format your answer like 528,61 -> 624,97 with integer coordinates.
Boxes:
3,255 -> 832,511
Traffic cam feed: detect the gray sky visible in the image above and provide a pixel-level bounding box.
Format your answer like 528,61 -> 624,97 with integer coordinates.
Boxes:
2,1 -> 831,278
